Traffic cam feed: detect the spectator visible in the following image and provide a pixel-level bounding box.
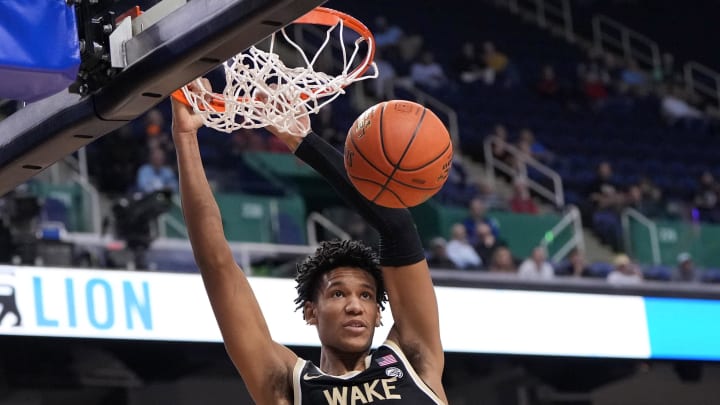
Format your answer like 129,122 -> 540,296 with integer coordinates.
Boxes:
535,64 -> 560,100
481,41 -> 518,86
585,161 -> 624,251
577,47 -> 613,85
410,50 -> 449,91
554,247 -> 591,277
517,128 -> 554,164
373,15 -> 404,50
509,176 -> 539,215
482,124 -> 515,181
517,246 -> 554,279
427,237 -> 457,270
463,197 -> 500,245
636,176 -> 666,217
660,85 -> 705,127
673,252 -> 700,283
143,108 -> 174,161
445,223 -> 482,270
452,41 -> 485,84
487,246 -> 517,273
482,41 -> 508,75
476,179 -> 508,211
136,147 -> 178,194
372,15 -> 422,66
619,60 -> 649,96
625,184 -> 664,219
693,170 -> 720,223
582,70 -> 609,110
143,108 -> 165,139
606,254 -> 643,284
473,222 -> 507,267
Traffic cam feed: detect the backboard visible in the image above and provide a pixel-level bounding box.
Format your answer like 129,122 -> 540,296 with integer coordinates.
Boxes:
0,0 -> 326,196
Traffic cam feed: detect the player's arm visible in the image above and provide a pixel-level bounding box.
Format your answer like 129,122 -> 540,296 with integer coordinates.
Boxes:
171,96 -> 296,402
268,128 -> 445,391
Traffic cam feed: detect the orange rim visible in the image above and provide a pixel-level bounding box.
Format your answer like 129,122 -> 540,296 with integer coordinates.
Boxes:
294,7 -> 375,82
171,6 -> 375,112
171,89 -> 227,111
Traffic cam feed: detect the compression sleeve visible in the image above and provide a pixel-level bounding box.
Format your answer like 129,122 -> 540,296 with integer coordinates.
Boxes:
294,131 -> 426,267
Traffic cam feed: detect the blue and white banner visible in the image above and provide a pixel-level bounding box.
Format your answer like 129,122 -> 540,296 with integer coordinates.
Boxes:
0,266 -> 719,361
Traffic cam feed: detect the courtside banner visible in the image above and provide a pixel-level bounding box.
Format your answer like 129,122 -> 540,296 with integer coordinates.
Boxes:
1,266 -> 719,360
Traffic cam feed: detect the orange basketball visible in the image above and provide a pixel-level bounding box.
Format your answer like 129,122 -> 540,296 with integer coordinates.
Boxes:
344,100 -> 453,208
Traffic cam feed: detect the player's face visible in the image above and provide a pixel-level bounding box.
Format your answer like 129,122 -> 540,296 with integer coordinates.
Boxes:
306,267 -> 381,354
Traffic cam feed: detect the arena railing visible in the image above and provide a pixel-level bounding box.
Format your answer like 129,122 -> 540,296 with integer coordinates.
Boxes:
493,0 -> 575,43
483,135 -> 565,208
592,15 -> 661,74
621,207 -> 661,266
158,196 -> 188,239
539,205 -> 584,263
305,211 -> 351,246
685,61 -> 720,111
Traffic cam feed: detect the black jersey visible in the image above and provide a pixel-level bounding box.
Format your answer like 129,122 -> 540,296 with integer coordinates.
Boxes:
292,340 -> 444,405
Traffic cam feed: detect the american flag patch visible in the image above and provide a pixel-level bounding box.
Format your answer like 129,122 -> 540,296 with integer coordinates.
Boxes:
375,354 -> 397,367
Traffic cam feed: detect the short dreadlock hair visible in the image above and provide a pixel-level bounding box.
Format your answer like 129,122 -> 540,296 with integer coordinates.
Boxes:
295,240 -> 387,316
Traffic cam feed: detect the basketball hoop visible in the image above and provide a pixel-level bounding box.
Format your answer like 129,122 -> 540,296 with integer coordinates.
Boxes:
171,7 -> 377,136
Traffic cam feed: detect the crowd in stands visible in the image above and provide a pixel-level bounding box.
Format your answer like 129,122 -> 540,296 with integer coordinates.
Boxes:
356,7 -> 720,284
423,174 -> 715,283
347,7 -> 720,284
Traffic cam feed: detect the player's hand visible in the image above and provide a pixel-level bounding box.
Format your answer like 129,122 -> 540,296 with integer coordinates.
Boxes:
171,79 -> 209,135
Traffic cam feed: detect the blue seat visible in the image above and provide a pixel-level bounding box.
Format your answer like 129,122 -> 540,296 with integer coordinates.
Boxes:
275,213 -> 305,245
587,262 -> 613,278
701,269 -> 720,284
41,197 -> 69,229
643,265 -> 672,282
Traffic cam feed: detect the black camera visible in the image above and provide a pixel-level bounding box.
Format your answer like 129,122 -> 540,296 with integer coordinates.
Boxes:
110,189 -> 172,269
112,189 -> 172,246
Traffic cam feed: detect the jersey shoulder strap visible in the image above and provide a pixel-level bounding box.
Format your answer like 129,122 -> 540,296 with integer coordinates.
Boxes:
380,340 -> 445,404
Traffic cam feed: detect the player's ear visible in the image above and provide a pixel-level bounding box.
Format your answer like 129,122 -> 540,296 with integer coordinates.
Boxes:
375,309 -> 383,328
304,301 -> 318,325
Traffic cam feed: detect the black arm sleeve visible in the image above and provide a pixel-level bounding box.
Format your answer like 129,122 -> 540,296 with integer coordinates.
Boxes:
294,132 -> 425,266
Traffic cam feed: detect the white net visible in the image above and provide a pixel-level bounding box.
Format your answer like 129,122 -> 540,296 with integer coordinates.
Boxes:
180,17 -> 378,136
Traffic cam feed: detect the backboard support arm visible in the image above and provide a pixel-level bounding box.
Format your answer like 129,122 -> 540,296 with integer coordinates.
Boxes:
0,0 -> 326,196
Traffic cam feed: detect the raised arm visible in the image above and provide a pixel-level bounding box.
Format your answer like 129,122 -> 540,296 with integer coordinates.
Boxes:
268,126 -> 446,400
171,95 -> 296,403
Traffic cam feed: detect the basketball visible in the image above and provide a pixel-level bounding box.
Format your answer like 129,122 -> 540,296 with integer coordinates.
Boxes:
344,100 -> 453,208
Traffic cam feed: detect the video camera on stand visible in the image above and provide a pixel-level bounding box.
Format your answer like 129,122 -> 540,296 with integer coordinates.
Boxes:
109,189 -> 172,270
0,191 -> 40,264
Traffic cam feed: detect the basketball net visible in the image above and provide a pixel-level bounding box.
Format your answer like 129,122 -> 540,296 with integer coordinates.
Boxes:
173,7 -> 377,136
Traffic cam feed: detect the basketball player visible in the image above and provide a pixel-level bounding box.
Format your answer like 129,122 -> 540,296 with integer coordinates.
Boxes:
171,85 -> 447,404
